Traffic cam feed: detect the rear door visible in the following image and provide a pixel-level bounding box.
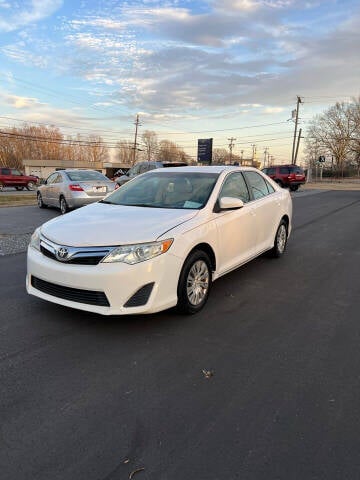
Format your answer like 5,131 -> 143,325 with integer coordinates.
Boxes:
42,173 -> 58,205
243,171 -> 281,253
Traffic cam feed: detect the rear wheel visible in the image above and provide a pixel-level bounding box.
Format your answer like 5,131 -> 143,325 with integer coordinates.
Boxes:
26,181 -> 36,191
59,196 -> 69,214
290,185 -> 299,191
37,192 -> 47,209
270,220 -> 288,258
0,182 -> 3,191
275,179 -> 284,188
15,186 -> 24,191
177,250 -> 212,314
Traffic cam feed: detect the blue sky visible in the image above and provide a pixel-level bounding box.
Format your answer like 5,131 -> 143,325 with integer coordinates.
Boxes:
0,0 -> 359,162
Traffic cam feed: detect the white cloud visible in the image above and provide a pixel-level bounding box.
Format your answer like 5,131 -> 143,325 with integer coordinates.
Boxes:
0,0 -> 63,32
1,93 -> 46,109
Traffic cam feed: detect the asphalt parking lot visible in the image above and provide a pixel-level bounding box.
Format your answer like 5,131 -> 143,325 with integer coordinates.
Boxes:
1,189 -> 360,480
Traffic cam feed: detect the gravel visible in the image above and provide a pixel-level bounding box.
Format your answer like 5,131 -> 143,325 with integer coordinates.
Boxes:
0,233 -> 32,256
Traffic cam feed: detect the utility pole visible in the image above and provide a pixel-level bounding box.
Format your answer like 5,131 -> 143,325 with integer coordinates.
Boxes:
291,96 -> 302,164
294,128 -> 302,165
263,147 -> 269,168
132,114 -> 141,165
251,144 -> 257,166
228,137 -> 236,164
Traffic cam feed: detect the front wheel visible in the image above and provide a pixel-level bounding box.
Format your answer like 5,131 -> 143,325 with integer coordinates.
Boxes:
16,186 -> 24,191
26,181 -> 36,191
59,196 -> 69,214
177,250 -> 212,314
269,220 -> 288,258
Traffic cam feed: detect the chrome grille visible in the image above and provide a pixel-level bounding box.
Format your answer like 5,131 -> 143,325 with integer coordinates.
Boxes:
40,235 -> 113,265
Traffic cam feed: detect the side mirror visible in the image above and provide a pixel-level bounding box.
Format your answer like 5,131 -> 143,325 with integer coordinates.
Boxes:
218,196 -> 244,210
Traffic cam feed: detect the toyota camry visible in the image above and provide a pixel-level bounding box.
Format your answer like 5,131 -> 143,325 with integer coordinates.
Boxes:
27,166 -> 292,315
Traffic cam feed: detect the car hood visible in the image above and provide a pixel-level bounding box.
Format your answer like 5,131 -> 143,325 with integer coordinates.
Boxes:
40,202 -> 199,247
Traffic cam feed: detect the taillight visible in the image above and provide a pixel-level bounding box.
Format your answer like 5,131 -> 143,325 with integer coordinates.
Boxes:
69,184 -> 83,191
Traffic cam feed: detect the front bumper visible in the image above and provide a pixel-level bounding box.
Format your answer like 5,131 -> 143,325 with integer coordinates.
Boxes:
26,246 -> 183,315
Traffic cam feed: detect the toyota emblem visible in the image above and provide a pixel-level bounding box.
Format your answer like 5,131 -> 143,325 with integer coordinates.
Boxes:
57,247 -> 69,260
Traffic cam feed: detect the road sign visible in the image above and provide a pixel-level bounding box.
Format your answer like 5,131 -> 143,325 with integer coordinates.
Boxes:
197,138 -> 213,164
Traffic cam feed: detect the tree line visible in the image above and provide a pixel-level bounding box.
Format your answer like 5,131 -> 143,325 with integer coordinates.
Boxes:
305,97 -> 360,176
0,125 -> 194,169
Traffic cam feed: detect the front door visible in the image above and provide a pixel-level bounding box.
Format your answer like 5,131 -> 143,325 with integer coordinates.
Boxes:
214,172 -> 257,275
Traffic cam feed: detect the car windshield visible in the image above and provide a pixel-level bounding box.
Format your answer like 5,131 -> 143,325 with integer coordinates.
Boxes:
103,171 -> 219,209
65,171 -> 108,181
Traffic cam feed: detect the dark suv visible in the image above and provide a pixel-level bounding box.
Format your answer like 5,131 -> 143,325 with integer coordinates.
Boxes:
0,168 -> 39,191
262,164 -> 306,191
116,161 -> 188,187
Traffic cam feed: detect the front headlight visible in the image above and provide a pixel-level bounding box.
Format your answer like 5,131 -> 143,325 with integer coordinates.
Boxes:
30,228 -> 41,251
102,239 -> 173,264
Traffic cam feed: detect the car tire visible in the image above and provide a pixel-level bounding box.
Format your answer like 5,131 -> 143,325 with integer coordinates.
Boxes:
26,181 -> 36,191
290,185 -> 299,191
269,220 -> 288,258
15,186 -> 24,191
59,196 -> 69,214
37,192 -> 47,209
0,182 -> 3,191
275,179 -> 284,188
177,250 -> 212,314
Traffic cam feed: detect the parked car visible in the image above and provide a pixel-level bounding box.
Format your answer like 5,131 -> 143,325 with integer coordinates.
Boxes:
27,166 -> 292,316
36,169 -> 115,214
0,167 -> 39,191
262,164 -> 306,191
116,161 -> 188,187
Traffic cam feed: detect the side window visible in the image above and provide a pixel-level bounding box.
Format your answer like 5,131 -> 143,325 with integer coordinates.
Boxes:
244,171 -> 270,200
2,168 -> 11,175
129,165 -> 140,177
279,167 -> 289,175
54,174 -> 63,183
265,178 -> 275,194
11,169 -> 21,176
219,172 -> 250,203
267,168 -> 276,176
46,173 -> 57,184
139,163 -> 149,174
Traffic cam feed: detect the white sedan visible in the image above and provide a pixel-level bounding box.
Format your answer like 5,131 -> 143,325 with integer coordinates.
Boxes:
27,166 -> 292,315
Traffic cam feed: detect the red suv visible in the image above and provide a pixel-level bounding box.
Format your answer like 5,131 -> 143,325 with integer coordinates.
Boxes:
262,164 -> 306,191
0,168 -> 39,191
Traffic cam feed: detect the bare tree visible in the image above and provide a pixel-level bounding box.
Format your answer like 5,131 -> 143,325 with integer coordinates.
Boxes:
157,140 -> 189,163
141,130 -> 158,161
115,140 -> 134,165
348,97 -> 360,176
306,102 -> 356,176
212,148 -> 229,164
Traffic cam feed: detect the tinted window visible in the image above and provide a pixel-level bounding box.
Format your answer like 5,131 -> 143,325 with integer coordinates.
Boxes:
279,167 -> 290,175
11,169 -> 22,176
1,168 -> 11,175
289,166 -> 304,174
65,171 -> 108,181
220,172 -> 250,203
266,168 -> 276,176
244,171 -> 270,200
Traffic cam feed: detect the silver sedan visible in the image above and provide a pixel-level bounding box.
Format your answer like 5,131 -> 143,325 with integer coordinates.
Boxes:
37,169 -> 115,214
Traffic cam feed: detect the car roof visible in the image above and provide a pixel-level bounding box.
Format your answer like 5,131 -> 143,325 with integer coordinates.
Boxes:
149,165 -> 261,174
